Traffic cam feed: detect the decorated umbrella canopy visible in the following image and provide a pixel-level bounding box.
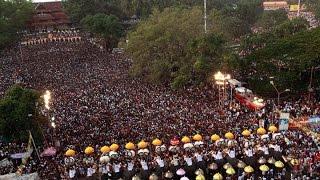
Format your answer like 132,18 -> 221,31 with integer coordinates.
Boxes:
100,146 -> 110,154
226,167 -> 236,175
149,173 -> 158,180
84,146 -> 94,155
196,174 -> 205,180
267,157 -> 276,164
195,168 -> 204,175
237,160 -> 246,169
213,173 -> 223,180
268,125 -> 278,133
132,175 -> 141,180
138,141 -> 148,149
180,177 -> 189,180
165,171 -> 173,178
110,143 -> 119,151
274,161 -> 284,168
211,134 -> 220,142
176,168 -> 186,176
152,138 -> 162,146
244,166 -> 254,173
170,137 -> 180,145
193,134 -> 203,141
125,142 -> 135,150
223,163 -> 232,170
65,149 -> 76,157
181,136 -> 191,143
242,129 -> 251,137
225,132 -> 234,140
259,164 -> 269,172
99,156 -> 110,163
257,127 -> 267,135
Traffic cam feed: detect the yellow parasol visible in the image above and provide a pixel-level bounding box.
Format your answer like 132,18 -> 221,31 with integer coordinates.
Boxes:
213,173 -> 223,180
268,125 -> 278,133
257,127 -> 266,135
244,166 -> 254,173
65,149 -> 76,157
196,174 -> 205,180
152,138 -> 162,146
290,159 -> 299,166
110,143 -> 119,151
211,134 -> 220,142
226,167 -> 236,175
259,164 -> 269,172
138,140 -> 148,149
125,142 -> 135,150
181,136 -> 191,143
225,132 -> 234,140
100,146 -> 110,153
193,134 -> 203,141
274,161 -> 284,168
84,146 -> 94,155
241,129 -> 251,137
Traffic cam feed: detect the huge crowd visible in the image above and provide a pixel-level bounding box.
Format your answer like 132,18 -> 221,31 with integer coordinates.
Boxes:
0,35 -> 319,179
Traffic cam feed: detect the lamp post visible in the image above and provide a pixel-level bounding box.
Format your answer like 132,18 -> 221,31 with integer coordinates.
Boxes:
269,80 -> 290,107
214,71 -> 231,108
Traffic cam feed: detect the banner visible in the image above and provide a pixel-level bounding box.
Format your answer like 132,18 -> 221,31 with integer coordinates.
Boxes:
290,5 -> 299,12
279,112 -> 290,131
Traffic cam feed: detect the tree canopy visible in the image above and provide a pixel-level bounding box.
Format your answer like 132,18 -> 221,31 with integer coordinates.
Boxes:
81,13 -> 123,50
0,0 -> 34,49
0,85 -> 45,143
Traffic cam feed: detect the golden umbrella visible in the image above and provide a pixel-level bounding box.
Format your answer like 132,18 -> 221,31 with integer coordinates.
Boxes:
290,159 -> 299,166
193,134 -> 203,141
226,167 -> 236,175
181,136 -> 191,143
225,132 -> 234,140
237,161 -> 246,169
84,146 -> 94,155
138,140 -> 148,149
65,149 -> 76,157
258,156 -> 266,164
195,168 -> 204,175
259,164 -> 269,172
213,173 -> 223,180
244,166 -> 254,173
125,142 -> 135,150
223,163 -> 232,170
196,174 -> 205,180
132,175 -> 141,180
267,157 -> 275,164
257,127 -> 266,135
100,146 -> 110,154
152,138 -> 162,146
211,134 -> 220,142
149,173 -> 158,180
268,125 -> 278,133
274,161 -> 284,168
241,129 -> 251,137
110,143 -> 119,151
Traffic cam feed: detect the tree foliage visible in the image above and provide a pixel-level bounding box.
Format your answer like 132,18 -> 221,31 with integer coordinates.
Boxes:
0,0 -> 34,49
0,85 -> 45,143
256,9 -> 288,31
126,7 -> 230,88
81,13 -> 123,50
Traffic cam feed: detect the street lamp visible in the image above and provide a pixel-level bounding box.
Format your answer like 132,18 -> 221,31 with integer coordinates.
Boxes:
270,80 -> 290,106
214,71 -> 231,108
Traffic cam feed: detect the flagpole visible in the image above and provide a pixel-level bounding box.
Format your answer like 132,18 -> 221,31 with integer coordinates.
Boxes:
29,131 -> 41,160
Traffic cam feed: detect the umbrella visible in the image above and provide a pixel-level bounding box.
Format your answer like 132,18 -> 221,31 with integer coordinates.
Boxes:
181,136 -> 191,143
268,125 -> 278,133
259,164 -> 269,172
180,177 -> 189,180
223,163 -> 232,170
100,146 -> 110,153
176,168 -> 186,176
65,149 -> 75,157
84,146 -> 94,155
152,138 -> 162,146
225,132 -> 234,140
149,173 -> 158,180
99,156 -> 110,163
267,157 -> 275,164
242,129 -> 251,137
257,127 -> 266,135
244,166 -> 254,173
125,142 -> 135,150
110,143 -> 119,151
165,171 -> 173,178
196,174 -> 205,180
195,168 -> 204,175
138,141 -> 148,149
213,173 -> 223,180
193,134 -> 203,141
211,134 -> 220,142
132,175 -> 140,180
237,160 -> 246,168
226,167 -> 236,175
274,161 -> 284,168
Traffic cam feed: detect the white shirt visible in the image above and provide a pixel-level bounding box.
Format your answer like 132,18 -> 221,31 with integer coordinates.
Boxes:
69,169 -> 76,178
184,157 -> 193,166
87,167 -> 93,177
156,158 -> 165,167
215,151 -> 223,160
113,163 -> 121,173
245,149 -> 253,157
195,153 -> 203,162
228,150 -> 236,158
141,160 -> 148,170
127,162 -> 134,171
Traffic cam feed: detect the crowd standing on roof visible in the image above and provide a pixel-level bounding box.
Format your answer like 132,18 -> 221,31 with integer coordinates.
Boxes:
0,34 -> 319,179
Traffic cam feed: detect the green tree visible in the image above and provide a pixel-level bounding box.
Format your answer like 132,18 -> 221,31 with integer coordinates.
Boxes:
257,9 -> 288,31
0,0 -> 34,49
0,85 -> 45,144
81,13 -> 123,50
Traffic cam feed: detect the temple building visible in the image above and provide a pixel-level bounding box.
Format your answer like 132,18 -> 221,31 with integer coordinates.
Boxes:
27,1 -> 71,31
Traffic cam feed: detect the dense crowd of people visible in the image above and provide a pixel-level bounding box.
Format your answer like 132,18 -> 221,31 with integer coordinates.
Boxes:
0,35 -> 319,179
